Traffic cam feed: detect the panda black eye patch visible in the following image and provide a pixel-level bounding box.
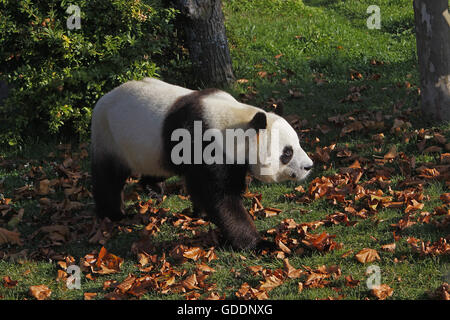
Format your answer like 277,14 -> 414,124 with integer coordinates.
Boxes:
280,146 -> 293,164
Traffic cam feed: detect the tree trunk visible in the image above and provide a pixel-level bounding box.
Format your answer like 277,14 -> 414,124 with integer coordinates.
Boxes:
413,0 -> 450,121
177,0 -> 235,87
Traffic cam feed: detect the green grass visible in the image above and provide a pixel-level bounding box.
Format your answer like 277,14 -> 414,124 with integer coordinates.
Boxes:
0,0 -> 449,300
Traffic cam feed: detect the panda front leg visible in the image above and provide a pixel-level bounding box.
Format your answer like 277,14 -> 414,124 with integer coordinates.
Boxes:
212,195 -> 262,250
91,154 -> 130,221
184,167 -> 263,250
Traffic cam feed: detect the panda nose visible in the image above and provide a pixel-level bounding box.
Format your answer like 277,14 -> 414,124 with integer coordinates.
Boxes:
304,163 -> 313,171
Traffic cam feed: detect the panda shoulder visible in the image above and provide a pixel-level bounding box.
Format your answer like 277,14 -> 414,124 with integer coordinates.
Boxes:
208,89 -> 238,103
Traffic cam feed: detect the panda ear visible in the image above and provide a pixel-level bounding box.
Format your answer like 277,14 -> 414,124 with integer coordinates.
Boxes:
249,112 -> 267,130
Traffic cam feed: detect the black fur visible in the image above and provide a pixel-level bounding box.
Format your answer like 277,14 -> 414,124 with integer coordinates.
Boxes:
139,175 -> 165,195
162,89 -> 264,250
93,88 -> 269,250
249,111 -> 267,131
280,145 -> 293,165
91,153 -> 131,221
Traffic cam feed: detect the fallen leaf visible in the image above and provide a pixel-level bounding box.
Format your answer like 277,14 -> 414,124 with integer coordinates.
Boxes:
355,248 -> 380,264
182,274 -> 199,290
371,284 -> 393,300
29,285 -> 51,300
117,274 -> 137,294
36,179 -> 51,195
384,146 -> 398,160
84,247 -> 123,275
259,275 -> 283,292
183,247 -> 205,262
432,283 -> 450,300
197,263 -> 216,274
345,275 -> 360,288
381,243 -> 396,253
2,276 -> 18,288
0,227 -> 22,246
283,258 -> 303,279
84,292 -> 97,300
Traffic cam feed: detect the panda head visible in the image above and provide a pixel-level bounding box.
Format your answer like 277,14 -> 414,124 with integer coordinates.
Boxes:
247,112 -> 314,183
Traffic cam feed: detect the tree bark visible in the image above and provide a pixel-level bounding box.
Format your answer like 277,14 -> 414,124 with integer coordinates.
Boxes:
413,0 -> 450,121
177,0 -> 235,87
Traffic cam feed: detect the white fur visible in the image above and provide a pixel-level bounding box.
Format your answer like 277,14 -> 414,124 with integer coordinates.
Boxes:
91,78 -> 191,177
91,78 -> 313,182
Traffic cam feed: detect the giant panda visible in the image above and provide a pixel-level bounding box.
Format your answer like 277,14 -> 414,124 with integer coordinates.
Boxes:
91,78 -> 313,250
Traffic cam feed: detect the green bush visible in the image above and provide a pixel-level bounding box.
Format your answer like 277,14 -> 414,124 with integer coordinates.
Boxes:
0,0 -> 182,146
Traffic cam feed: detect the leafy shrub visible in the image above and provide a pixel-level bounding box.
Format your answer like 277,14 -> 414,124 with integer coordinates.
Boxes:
0,0 -> 182,146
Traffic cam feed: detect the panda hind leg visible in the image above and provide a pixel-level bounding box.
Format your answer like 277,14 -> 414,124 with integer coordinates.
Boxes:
91,154 -> 131,221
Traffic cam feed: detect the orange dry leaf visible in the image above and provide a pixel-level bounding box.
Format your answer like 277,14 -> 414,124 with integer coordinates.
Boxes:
384,146 -> 398,160
183,247 -> 205,261
257,71 -> 268,78
84,292 -> 97,300
302,232 -> 338,252
304,271 -> 329,288
418,167 -> 440,179
182,274 -> 199,290
235,282 -> 268,300
0,227 -> 22,246
2,276 -> 18,288
247,265 -> 263,276
277,240 -> 292,254
408,237 -> 450,255
205,292 -> 225,300
355,248 -> 380,264
36,179 -> 51,195
405,199 -> 424,213
341,250 -> 354,258
432,283 -> 450,300
56,270 -> 68,282
381,243 -> 396,253
137,252 -> 152,268
345,275 -> 360,288
29,285 -> 52,300
196,263 -> 216,274
340,121 -> 364,136
117,274 -> 137,293
264,207 -> 282,217
370,284 -> 393,300
283,258 -> 303,279
259,274 -> 283,292
440,153 -> 450,164
84,247 -> 123,275
36,225 -> 71,245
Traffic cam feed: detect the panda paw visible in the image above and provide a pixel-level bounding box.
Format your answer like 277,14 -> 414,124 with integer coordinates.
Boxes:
97,211 -> 125,222
255,239 -> 277,252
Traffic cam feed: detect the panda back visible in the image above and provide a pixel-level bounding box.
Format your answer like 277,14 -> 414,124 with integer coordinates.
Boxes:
91,78 -> 193,177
